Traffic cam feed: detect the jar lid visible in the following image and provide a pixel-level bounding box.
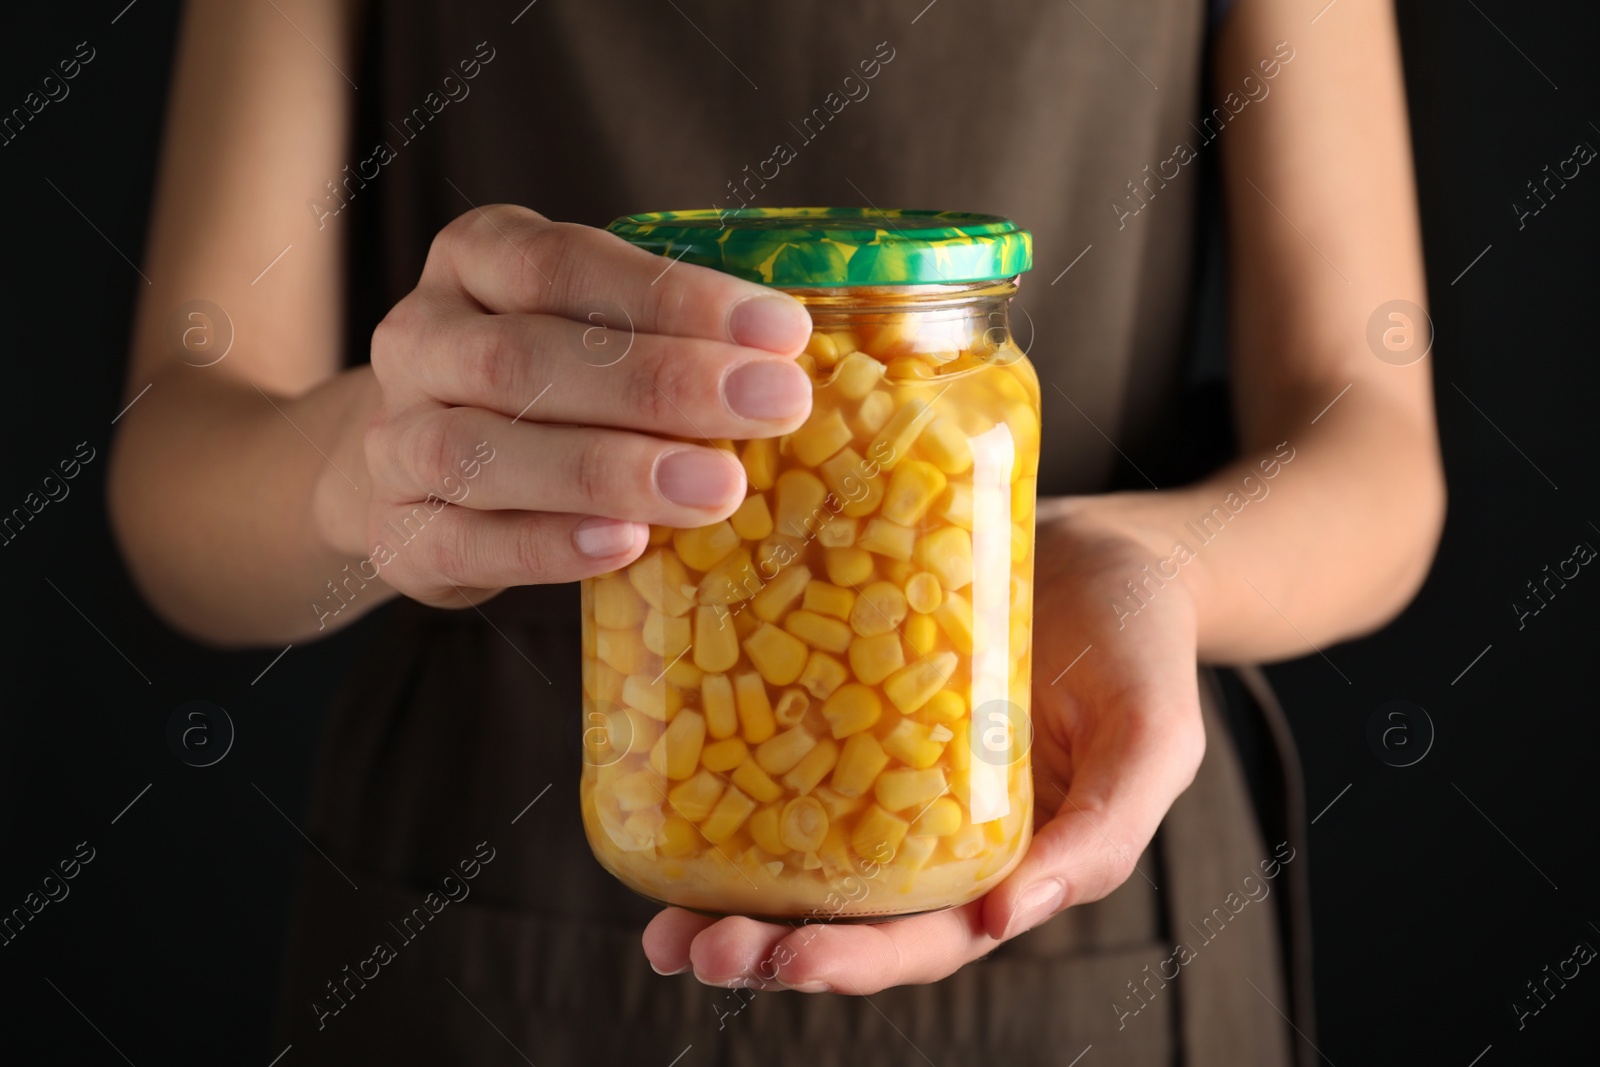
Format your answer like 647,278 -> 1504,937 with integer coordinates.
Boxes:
605,207 -> 1033,287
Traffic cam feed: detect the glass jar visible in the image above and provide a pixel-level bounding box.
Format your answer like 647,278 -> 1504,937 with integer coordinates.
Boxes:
580,208 -> 1039,921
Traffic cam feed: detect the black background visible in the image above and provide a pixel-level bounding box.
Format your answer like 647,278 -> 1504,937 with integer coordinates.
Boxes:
1,2 -> 1595,1063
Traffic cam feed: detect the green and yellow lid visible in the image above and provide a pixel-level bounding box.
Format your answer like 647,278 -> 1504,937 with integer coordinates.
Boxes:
606,207 -> 1032,288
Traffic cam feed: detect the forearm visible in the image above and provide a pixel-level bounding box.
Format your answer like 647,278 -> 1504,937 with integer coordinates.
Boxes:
1052,378 -> 1444,664
108,364 -> 391,647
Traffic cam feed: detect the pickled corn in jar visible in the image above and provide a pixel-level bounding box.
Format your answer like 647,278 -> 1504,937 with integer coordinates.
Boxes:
581,208 -> 1039,920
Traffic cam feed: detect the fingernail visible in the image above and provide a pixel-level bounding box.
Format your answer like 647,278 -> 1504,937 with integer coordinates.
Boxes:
573,518 -> 640,558
1004,878 -> 1065,940
724,360 -> 811,421
728,294 -> 811,352
649,960 -> 692,976
786,980 -> 832,994
657,449 -> 742,509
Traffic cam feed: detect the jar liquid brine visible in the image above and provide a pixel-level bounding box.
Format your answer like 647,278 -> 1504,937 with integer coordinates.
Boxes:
580,209 -> 1039,920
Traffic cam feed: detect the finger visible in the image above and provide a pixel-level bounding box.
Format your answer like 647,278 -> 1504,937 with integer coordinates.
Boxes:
428,207 -> 812,352
765,901 -> 993,995
642,909 -> 719,976
372,407 -> 749,525
412,310 -> 812,437
983,691 -> 1206,942
686,917 -> 792,988
380,504 -> 647,596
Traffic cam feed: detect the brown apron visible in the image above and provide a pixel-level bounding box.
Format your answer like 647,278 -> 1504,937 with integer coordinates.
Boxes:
279,1 -> 1313,1061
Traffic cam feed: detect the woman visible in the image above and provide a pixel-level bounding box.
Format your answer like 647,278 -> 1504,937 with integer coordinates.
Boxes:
110,0 -> 1442,1062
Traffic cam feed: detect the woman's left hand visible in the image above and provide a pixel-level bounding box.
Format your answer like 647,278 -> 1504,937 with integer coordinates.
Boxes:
640,506 -> 1208,994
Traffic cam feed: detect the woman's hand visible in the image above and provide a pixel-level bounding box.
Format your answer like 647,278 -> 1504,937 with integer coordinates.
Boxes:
641,505 -> 1206,994
343,205 -> 815,607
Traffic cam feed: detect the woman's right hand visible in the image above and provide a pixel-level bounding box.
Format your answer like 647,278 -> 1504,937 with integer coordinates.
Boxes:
350,205 -> 814,608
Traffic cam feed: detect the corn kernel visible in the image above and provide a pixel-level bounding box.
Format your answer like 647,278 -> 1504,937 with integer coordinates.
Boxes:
596,627 -> 648,675
642,610 -> 691,658
784,610 -> 853,653
627,550 -> 697,617
798,651 -> 848,700
898,834 -> 938,871
868,399 -> 930,471
702,673 -> 738,739
917,417 -> 973,475
857,518 -> 915,561
649,709 -> 706,780
773,469 -> 828,540
612,768 -> 667,811
1011,523 -> 1030,563
881,460 -> 948,526
802,581 -> 855,620
657,814 -> 700,857
624,673 -> 682,720
914,526 -> 973,590
825,547 -> 874,587
730,494 -> 774,541
911,796 -> 963,836
744,624 -> 808,686
750,562 -> 812,623
848,632 -> 905,686
790,409 -> 852,468
851,804 -> 910,864
674,521 -> 740,572
732,671 -> 776,744
922,689 -> 965,724
881,719 -> 947,770
740,437 -> 778,491
818,447 -> 886,518
883,651 -> 958,714
1011,482 -> 1035,523
806,330 -> 840,368
730,759 -> 784,804
822,682 -> 883,739
667,770 -> 725,822
881,558 -> 915,587
816,516 -> 858,547
905,572 -> 943,614
811,784 -> 866,821
833,351 -> 885,400
748,805 -> 788,855
773,688 -> 809,727
733,606 -> 761,639
594,573 -> 647,628
700,736 -> 748,773
696,548 -> 758,604
946,822 -> 986,860
886,356 -> 935,381
831,732 -> 890,797
755,725 -> 817,776
826,330 -> 861,357
849,581 -> 908,638
693,606 -> 739,672
851,391 -> 894,436
779,796 -> 830,852
875,767 -> 947,812
932,590 -> 974,654
583,658 -> 625,703
935,483 -> 973,530
617,809 -> 664,852
701,786 -> 756,843
903,614 -> 938,657
647,524 -> 673,547
782,737 -> 839,794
